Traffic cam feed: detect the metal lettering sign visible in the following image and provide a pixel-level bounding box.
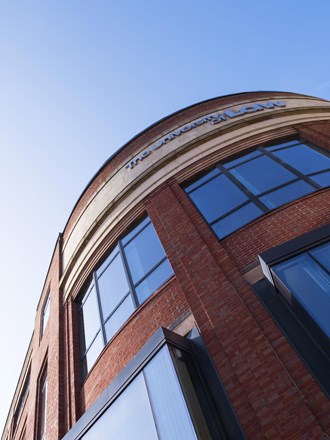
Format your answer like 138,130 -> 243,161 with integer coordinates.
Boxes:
126,101 -> 286,170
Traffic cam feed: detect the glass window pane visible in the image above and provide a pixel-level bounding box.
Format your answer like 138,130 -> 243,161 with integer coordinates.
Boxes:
223,150 -> 261,169
212,203 -> 262,238
122,217 -> 151,246
310,242 -> 330,271
185,168 -> 221,193
85,332 -> 104,372
97,253 -> 130,321
42,294 -> 50,335
259,180 -> 314,209
96,246 -> 120,278
82,373 -> 158,440
124,222 -> 167,284
189,174 -> 248,222
265,140 -> 300,151
230,155 -> 296,195
273,254 -> 330,337
273,144 -> 330,175
310,171 -> 330,187
81,285 -> 101,348
104,295 -> 135,341
136,259 -> 174,304
144,347 -> 198,440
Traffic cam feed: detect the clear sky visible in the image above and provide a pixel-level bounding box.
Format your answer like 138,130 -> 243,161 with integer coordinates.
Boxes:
0,0 -> 330,431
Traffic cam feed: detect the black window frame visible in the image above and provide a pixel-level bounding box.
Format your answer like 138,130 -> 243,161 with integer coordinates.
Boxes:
184,138 -> 330,239
255,224 -> 330,397
79,216 -> 174,377
63,327 -> 245,440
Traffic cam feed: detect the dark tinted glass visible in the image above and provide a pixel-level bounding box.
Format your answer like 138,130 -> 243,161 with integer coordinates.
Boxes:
189,174 -> 247,222
124,222 -> 168,283
310,171 -> 330,187
212,203 -> 262,238
97,253 -> 130,320
230,155 -> 296,195
259,180 -> 314,209
223,150 -> 261,169
185,168 -> 221,193
265,140 -> 300,151
273,253 -> 330,337
310,242 -> 330,271
273,144 -> 330,175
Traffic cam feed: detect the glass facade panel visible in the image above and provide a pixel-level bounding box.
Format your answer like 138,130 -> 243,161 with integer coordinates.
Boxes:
273,243 -> 330,337
265,140 -> 300,151
259,180 -> 314,209
273,144 -> 330,175
223,149 -> 261,169
80,217 -> 173,374
230,155 -> 296,195
135,259 -> 173,304
310,242 -> 330,271
124,222 -> 167,283
185,140 -> 330,239
189,174 -> 248,222
80,345 -> 215,440
81,285 -> 101,349
97,253 -> 130,320
310,170 -> 330,187
85,332 -> 104,372
144,347 -> 198,440
212,203 -> 262,238
82,373 -> 158,440
104,295 -> 135,341
41,293 -> 50,336
185,168 -> 221,192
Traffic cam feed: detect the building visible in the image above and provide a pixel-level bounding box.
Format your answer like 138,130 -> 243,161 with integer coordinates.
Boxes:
2,91 -> 330,439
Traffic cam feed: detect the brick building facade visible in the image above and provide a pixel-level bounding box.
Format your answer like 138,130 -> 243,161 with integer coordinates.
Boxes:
2,91 -> 330,439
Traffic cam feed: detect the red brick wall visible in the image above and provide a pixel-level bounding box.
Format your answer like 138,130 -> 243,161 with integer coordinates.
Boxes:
146,180 -> 330,438
79,278 -> 189,413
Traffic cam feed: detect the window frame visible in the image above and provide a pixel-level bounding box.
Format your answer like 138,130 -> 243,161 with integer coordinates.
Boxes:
255,224 -> 330,397
184,138 -> 330,239
36,364 -> 48,440
12,367 -> 30,436
41,291 -> 51,338
79,216 -> 174,376
63,327 -> 245,440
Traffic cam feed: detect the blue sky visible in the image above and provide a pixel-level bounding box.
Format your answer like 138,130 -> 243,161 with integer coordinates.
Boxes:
1,0 -> 330,431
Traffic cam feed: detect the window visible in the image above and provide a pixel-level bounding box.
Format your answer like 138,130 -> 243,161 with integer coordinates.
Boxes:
271,241 -> 330,339
185,140 -> 330,238
79,216 -> 174,374
41,293 -> 50,336
256,225 -> 330,395
63,328 -> 242,440
12,369 -> 30,434
37,368 -> 47,440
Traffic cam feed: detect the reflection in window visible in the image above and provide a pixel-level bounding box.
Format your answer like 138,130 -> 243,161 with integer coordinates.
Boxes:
41,293 -> 50,336
272,241 -> 330,338
81,346 -> 212,440
80,217 -> 174,374
38,368 -> 47,440
185,140 -> 330,238
12,369 -> 30,434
